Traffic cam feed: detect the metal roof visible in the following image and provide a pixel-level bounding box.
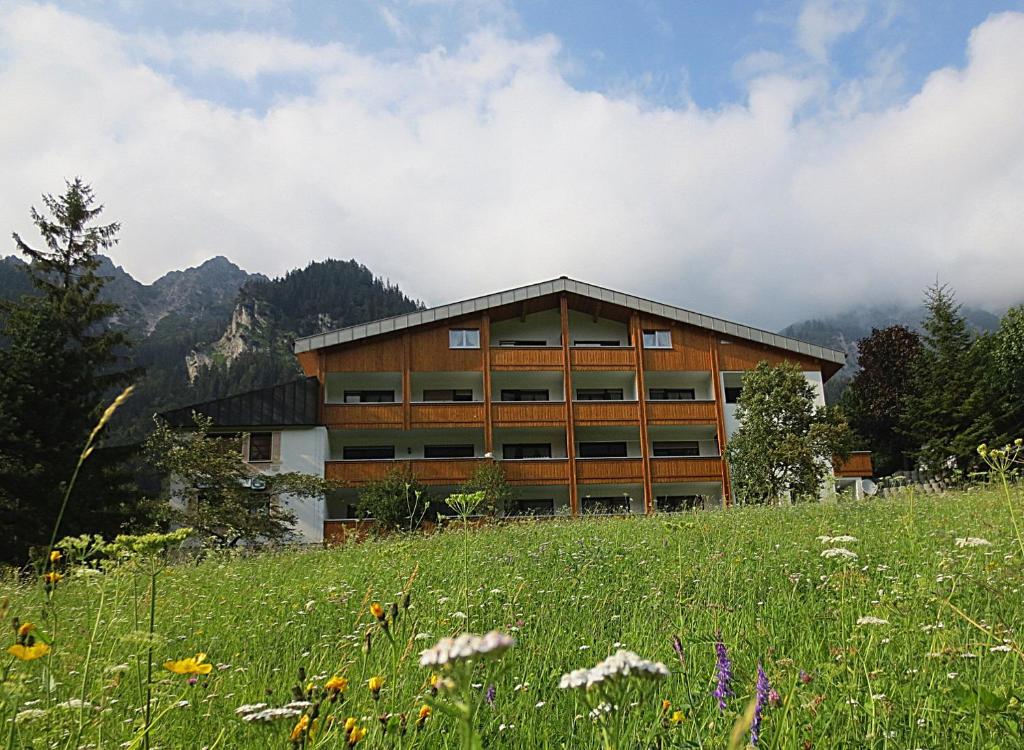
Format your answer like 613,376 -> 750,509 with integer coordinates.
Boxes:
292,276 -> 846,366
158,377 -> 320,429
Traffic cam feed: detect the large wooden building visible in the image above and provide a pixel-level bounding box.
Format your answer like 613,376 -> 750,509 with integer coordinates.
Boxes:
163,277 -> 872,543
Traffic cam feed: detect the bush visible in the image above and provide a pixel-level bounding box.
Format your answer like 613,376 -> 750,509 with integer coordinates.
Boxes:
460,461 -> 514,516
356,465 -> 430,531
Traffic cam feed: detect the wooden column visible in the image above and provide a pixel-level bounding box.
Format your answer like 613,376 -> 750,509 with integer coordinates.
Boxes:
402,333 -> 411,430
559,295 -> 579,516
631,314 -> 654,514
709,334 -> 733,506
317,351 -> 326,425
482,313 -> 493,454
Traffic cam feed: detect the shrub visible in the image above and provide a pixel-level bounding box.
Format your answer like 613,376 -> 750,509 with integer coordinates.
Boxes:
356,465 -> 430,531
460,461 -> 514,516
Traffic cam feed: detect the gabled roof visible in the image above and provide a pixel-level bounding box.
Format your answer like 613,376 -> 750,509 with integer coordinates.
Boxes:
292,276 -> 845,367
159,377 -> 320,429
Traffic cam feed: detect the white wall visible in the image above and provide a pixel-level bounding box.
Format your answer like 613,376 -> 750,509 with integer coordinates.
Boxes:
493,428 -> 568,458
721,370 -> 827,437
257,427 -> 328,544
571,370 -> 638,400
410,371 -> 484,401
491,371 -> 565,400
574,426 -> 643,457
491,309 -> 562,346
567,311 -> 630,346
644,371 -> 714,400
325,371 -> 402,403
648,425 -> 720,456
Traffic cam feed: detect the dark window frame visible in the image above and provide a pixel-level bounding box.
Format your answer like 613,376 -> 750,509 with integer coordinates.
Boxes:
578,441 -> 628,458
423,444 -> 476,459
342,446 -> 396,460
497,340 -> 548,347
656,495 -> 704,512
422,388 -> 474,402
500,389 -> 550,402
510,498 -> 555,516
248,432 -> 273,462
502,443 -> 553,459
581,496 -> 631,514
652,440 -> 701,457
649,388 -> 696,401
343,390 -> 396,404
576,388 -> 625,401
725,387 -> 743,404
573,339 -> 622,347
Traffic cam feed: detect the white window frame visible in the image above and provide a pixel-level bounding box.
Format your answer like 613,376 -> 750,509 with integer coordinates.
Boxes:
449,328 -> 481,349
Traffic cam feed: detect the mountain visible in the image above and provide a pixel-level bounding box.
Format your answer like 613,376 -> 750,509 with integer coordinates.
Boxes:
780,303 -> 1003,402
0,255 -> 421,441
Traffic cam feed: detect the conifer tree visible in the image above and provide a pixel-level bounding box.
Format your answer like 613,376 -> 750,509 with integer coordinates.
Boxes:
0,179 -> 143,562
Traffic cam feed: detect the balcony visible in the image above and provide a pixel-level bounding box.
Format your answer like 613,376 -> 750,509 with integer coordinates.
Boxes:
575,457 -> 644,484
325,458 -> 484,485
501,459 -> 570,484
324,403 -> 403,429
573,401 -> 640,426
834,451 -> 873,478
490,347 -> 563,370
410,402 -> 485,429
650,456 -> 723,483
645,400 -> 718,425
570,347 -> 636,370
492,401 -> 565,428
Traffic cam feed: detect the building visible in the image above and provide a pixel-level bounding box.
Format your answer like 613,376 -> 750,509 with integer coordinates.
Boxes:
161,276 -> 872,543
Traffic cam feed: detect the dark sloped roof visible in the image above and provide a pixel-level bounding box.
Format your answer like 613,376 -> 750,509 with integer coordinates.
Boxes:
159,377 -> 319,429
292,276 -> 845,366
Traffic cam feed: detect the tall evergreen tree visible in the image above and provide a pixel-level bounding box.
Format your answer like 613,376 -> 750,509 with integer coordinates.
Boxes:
968,305 -> 1024,448
840,325 -> 921,475
0,179 -> 144,563
903,283 -> 978,471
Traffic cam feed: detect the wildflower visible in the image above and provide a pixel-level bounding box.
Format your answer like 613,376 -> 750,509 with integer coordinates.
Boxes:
429,673 -> 441,695
990,645 -> 1012,653
234,703 -> 268,715
289,713 -> 310,743
671,634 -> 685,666
768,689 -> 781,706
558,649 -> 669,690
368,675 -> 384,699
821,548 -> 858,560
661,699 -> 671,712
713,632 -> 733,712
348,725 -> 368,746
42,571 -> 63,589
17,622 -> 33,638
670,710 -> 685,724
856,616 -> 889,626
325,675 -> 348,698
163,653 -> 214,675
240,707 -> 304,722
419,631 -> 516,667
485,684 -> 496,706
49,550 -> 62,563
370,602 -> 385,621
955,537 -> 992,548
344,716 -> 357,734
751,662 -> 770,746
15,708 -> 47,723
416,704 -> 431,728
8,642 -> 50,661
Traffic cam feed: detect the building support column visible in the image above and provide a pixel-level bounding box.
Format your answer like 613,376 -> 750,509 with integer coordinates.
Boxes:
560,294 -> 579,516
402,333 -> 411,431
710,335 -> 733,506
482,313 -> 493,455
631,313 -> 654,514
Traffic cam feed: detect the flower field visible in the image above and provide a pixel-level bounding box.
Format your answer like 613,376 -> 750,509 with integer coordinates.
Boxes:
3,486 -> 1023,748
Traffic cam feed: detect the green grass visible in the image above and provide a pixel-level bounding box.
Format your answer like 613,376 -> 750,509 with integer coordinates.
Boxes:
3,487 -> 1023,749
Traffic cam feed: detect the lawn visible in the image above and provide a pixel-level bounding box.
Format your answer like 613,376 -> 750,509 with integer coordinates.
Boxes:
3,486 -> 1023,749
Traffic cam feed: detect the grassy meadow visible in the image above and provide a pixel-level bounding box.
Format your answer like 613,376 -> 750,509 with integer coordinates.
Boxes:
3,486 -> 1024,749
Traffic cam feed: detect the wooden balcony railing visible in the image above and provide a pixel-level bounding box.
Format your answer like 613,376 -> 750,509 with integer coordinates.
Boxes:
645,400 -> 718,425
501,459 -> 570,484
323,403 -> 403,429
570,347 -> 636,370
573,400 -> 640,426
575,457 -> 644,483
326,458 -> 484,485
410,402 -> 485,429
489,347 -> 563,370
833,451 -> 873,478
492,401 -> 566,428
649,456 -> 723,483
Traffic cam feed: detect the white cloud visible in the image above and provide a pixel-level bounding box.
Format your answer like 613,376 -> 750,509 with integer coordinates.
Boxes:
0,3 -> 1022,329
797,0 -> 867,63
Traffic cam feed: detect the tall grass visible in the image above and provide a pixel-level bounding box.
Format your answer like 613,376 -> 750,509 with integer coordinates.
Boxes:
3,486 -> 1023,748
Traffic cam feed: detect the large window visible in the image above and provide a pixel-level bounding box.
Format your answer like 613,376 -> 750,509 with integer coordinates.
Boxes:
649,388 -> 696,401
500,389 -> 550,402
581,496 -> 630,514
422,389 -> 473,402
656,495 -> 704,512
449,329 -> 481,349
248,432 -> 273,462
344,390 -> 395,403
578,441 -> 628,458
725,387 -> 743,404
342,446 -> 395,460
642,329 -> 672,348
502,443 -> 552,459
576,388 -> 624,401
652,441 -> 700,457
510,498 -> 554,516
424,445 -> 475,458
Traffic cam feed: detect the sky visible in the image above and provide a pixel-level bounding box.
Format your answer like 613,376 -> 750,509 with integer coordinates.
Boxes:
1,1 -> 1023,328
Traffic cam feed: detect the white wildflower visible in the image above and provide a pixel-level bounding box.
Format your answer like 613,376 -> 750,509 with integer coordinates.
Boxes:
419,631 -> 515,667
15,709 -> 47,723
821,548 -> 858,560
241,707 -> 304,722
955,537 -> 992,548
990,645 -> 1012,653
559,649 -> 669,690
856,616 -> 889,626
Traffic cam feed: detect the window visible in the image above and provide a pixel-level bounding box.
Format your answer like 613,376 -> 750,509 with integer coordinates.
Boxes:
500,389 -> 550,402
656,495 -> 703,512
581,496 -> 630,514
649,388 -> 696,401
652,441 -> 700,457
423,445 -> 475,458
511,498 -> 554,516
342,446 -> 395,460
574,339 -> 621,347
642,329 -> 672,348
449,329 -> 480,349
724,387 -> 743,404
344,390 -> 395,403
502,443 -> 552,459
422,389 -> 473,402
248,432 -> 273,462
576,388 -> 624,401
578,441 -> 628,458
498,340 -> 547,347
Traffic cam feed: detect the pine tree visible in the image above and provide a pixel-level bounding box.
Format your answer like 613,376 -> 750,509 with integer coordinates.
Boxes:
0,179 -> 144,562
903,283 -> 978,471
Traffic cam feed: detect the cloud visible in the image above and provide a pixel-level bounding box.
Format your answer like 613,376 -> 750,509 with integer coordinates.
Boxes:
796,0 -> 867,63
0,3 -> 1022,330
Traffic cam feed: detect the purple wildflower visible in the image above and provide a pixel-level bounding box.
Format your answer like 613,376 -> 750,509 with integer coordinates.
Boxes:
671,634 -> 685,667
751,662 -> 770,746
485,684 -> 496,707
713,630 -> 733,711
768,688 -> 781,707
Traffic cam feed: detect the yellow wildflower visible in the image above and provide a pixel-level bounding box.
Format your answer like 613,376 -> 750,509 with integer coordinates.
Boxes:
347,725 -> 367,746
50,550 -> 62,563
163,653 -> 214,675
368,675 -> 384,699
325,675 -> 349,694
289,714 -> 310,742
661,699 -> 671,712
344,716 -> 357,734
416,704 -> 431,728
8,642 -> 50,661
370,602 -> 385,620
43,571 -> 63,586
670,710 -> 685,725
17,622 -> 33,638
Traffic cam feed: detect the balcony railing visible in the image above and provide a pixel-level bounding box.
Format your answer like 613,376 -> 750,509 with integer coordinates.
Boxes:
492,401 -> 565,428
409,402 -> 485,429
323,403 -> 403,429
649,456 -> 723,482
573,400 -> 640,426
501,458 -> 570,484
489,346 -> 563,370
645,400 -> 718,425
326,458 -> 484,485
833,451 -> 873,477
575,457 -> 644,483
570,346 -> 636,370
